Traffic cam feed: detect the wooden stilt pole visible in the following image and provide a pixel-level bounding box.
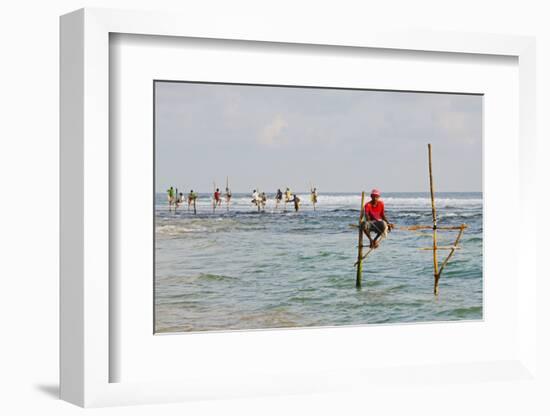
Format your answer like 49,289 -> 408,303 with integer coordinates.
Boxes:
356,191 -> 366,288
212,181 -> 216,213
310,182 -> 316,211
193,197 -> 197,215
428,144 -> 440,295
226,176 -> 230,212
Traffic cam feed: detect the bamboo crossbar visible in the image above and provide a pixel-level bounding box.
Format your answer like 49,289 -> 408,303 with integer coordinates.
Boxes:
398,225 -> 467,231
350,223 -> 467,231
420,246 -> 461,250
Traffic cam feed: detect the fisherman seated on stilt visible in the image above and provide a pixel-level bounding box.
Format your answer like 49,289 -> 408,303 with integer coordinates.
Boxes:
362,188 -> 394,249
176,192 -> 183,208
251,189 -> 260,206
284,188 -> 292,203
214,188 -> 222,207
187,190 -> 197,206
167,186 -> 175,211
291,194 -> 301,212
275,189 -> 283,204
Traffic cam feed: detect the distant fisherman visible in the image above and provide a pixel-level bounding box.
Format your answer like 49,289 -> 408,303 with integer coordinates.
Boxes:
261,192 -> 267,209
292,194 -> 301,212
284,187 -> 292,202
225,186 -> 232,205
167,186 -> 175,212
310,187 -> 318,204
275,188 -> 283,209
187,189 -> 198,210
214,188 -> 222,207
311,187 -> 318,211
175,192 -> 183,210
362,189 -> 393,249
251,189 -> 260,205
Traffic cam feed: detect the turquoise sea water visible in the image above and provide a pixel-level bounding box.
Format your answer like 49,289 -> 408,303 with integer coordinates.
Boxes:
154,192 -> 482,333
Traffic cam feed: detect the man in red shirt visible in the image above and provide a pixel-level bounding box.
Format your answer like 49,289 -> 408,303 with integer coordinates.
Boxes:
214,188 -> 222,207
362,188 -> 393,249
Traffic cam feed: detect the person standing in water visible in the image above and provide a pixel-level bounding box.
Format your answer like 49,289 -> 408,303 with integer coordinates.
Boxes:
260,192 -> 267,210
167,186 -> 175,212
362,188 -> 393,249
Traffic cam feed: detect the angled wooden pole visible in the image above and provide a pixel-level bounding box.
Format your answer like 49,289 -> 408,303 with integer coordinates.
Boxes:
437,224 -> 466,277
428,144 -> 440,295
354,246 -> 374,266
356,191 -> 366,288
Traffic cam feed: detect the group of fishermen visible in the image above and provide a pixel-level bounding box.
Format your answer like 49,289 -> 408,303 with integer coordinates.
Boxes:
166,186 -> 231,212
251,187 -> 318,212
166,186 -> 319,213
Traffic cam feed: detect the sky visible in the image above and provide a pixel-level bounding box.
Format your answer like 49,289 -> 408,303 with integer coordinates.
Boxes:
155,81 -> 482,194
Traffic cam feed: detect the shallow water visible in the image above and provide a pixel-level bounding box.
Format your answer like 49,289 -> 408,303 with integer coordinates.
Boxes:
154,192 -> 482,333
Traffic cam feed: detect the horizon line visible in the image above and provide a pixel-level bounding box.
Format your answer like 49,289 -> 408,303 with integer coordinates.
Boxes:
156,189 -> 483,194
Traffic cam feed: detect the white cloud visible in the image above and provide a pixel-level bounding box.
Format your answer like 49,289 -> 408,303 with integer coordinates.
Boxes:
435,111 -> 478,144
258,115 -> 288,146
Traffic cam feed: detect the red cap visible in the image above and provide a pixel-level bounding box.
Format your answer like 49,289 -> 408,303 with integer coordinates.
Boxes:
370,188 -> 381,197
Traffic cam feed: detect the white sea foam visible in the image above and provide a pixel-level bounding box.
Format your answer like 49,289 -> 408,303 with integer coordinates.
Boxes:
155,193 -> 482,213
156,224 -> 208,236
202,195 -> 482,209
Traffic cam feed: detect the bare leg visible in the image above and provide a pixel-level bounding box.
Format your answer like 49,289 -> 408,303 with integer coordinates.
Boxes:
362,226 -> 375,248
372,233 -> 381,248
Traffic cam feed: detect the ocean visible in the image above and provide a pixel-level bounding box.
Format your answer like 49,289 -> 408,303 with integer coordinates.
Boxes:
154,192 -> 483,333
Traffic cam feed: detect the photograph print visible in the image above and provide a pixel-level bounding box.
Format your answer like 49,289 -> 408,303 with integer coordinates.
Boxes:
154,81 -> 483,333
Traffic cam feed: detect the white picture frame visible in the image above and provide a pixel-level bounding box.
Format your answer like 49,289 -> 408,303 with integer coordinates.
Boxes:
60,8 -> 537,407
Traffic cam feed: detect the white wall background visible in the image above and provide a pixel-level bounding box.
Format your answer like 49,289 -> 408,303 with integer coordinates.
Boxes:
1,1 -> 548,415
